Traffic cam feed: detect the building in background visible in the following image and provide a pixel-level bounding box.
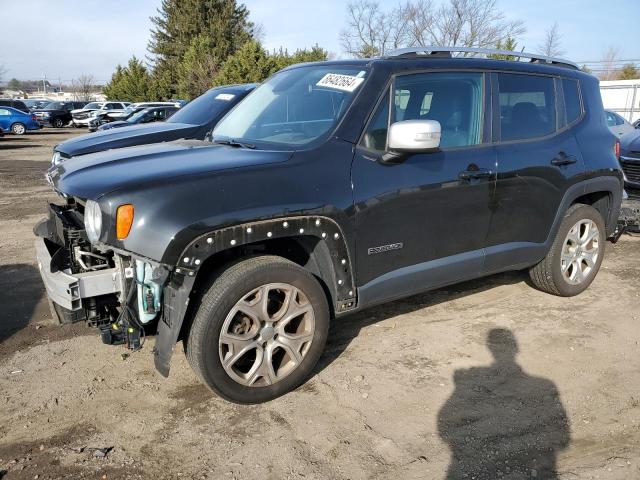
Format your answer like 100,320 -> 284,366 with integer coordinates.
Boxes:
600,79 -> 640,123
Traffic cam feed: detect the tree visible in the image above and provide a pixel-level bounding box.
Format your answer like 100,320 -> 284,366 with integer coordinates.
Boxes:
213,41 -> 277,86
600,46 -> 621,80
71,74 -> 96,101
214,42 -> 330,87
618,63 -> 639,80
580,65 -> 592,74
538,22 -> 564,57
341,0 -> 525,58
103,57 -> 152,101
340,0 -> 409,57
488,36 -> 520,61
147,0 -> 255,97
177,34 -> 221,99
7,78 -> 21,91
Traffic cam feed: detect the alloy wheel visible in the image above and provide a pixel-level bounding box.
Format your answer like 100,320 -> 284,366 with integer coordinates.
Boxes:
219,283 -> 315,387
560,219 -> 600,285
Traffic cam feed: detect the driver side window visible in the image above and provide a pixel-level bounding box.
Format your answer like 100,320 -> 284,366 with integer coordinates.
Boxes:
360,72 -> 484,152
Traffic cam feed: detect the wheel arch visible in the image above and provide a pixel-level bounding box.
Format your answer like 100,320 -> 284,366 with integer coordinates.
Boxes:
178,216 -> 356,314
154,215 -> 356,378
551,176 -> 623,242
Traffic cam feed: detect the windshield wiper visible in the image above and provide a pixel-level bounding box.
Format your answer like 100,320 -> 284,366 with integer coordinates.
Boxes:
213,139 -> 256,149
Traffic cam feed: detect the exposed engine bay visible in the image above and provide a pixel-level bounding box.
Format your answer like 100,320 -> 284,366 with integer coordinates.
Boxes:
34,197 -> 168,351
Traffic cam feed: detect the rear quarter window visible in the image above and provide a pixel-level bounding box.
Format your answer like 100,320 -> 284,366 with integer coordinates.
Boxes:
562,78 -> 582,125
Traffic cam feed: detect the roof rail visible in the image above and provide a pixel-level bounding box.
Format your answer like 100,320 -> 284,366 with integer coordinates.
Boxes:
386,46 -> 579,70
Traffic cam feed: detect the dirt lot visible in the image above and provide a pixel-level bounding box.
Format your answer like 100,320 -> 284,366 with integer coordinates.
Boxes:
0,129 -> 639,480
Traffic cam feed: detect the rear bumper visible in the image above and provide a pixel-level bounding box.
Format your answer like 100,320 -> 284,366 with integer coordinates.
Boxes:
34,221 -> 123,312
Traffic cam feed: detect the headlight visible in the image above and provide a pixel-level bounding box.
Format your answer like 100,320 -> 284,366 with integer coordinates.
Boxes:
84,200 -> 102,243
42,112 -> 50,118
51,151 -> 61,165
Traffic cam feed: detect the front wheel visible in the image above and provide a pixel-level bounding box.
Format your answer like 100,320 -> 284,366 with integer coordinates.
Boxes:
529,204 -> 606,296
52,118 -> 65,128
11,123 -> 26,135
186,256 -> 330,403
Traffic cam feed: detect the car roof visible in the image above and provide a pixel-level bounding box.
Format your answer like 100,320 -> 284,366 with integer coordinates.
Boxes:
0,106 -> 25,113
281,55 -> 589,80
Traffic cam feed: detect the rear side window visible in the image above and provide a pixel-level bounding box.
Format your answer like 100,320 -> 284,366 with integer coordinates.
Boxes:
498,73 -> 557,141
562,79 -> 582,124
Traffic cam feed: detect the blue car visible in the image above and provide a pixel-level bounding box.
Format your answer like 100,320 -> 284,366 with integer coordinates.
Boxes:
0,106 -> 41,135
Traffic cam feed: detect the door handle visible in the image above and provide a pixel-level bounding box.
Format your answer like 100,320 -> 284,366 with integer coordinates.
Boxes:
459,168 -> 493,181
551,152 -> 578,166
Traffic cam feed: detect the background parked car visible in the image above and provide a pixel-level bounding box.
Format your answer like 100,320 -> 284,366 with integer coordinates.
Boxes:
0,106 -> 41,134
72,101 -> 129,128
0,98 -> 30,113
70,102 -> 105,127
22,99 -> 54,111
33,101 -> 87,128
619,130 -> 640,190
107,102 -> 180,121
95,105 -> 179,131
52,83 -> 256,161
605,109 -> 635,137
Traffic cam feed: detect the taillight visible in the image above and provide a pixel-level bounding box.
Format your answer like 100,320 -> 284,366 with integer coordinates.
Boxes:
31,115 -> 37,121
614,140 -> 620,158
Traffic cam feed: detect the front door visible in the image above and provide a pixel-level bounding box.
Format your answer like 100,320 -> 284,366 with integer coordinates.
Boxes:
352,71 -> 496,305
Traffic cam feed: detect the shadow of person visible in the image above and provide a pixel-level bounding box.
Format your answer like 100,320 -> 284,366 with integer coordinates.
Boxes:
437,328 -> 570,480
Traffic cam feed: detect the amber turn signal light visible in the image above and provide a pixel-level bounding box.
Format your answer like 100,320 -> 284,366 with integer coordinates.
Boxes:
116,204 -> 134,240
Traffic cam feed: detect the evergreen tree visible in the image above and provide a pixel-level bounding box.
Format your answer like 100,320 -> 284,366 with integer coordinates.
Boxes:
488,36 -> 520,60
214,41 -> 276,86
177,34 -> 220,100
103,57 -> 152,101
215,42 -> 329,86
148,0 -> 254,97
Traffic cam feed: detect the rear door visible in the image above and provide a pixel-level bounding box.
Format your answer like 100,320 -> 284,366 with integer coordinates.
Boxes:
485,72 -> 585,272
352,71 -> 496,300
0,108 -> 11,131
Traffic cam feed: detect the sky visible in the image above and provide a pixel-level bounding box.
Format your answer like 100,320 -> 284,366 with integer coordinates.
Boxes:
1,0 -> 638,83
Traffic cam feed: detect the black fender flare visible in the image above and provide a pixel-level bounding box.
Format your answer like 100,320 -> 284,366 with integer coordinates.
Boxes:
546,175 -> 623,244
154,215 -> 356,377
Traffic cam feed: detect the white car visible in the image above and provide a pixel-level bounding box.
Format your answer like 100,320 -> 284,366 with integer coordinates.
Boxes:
605,110 -> 635,137
72,101 -> 129,127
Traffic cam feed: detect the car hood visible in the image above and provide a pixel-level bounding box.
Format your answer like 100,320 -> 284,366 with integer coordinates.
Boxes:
48,140 -> 291,200
620,130 -> 640,154
71,108 -> 97,114
55,122 -> 198,156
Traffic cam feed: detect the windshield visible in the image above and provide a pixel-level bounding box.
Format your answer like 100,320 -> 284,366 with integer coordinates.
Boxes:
127,109 -> 150,123
84,102 -> 102,109
213,66 -> 368,148
43,102 -> 63,110
168,88 -> 242,125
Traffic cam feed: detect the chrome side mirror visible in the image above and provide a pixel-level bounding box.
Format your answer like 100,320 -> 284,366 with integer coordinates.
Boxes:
388,120 -> 441,151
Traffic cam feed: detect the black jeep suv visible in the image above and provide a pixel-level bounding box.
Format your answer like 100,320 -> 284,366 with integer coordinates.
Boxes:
35,47 -> 622,403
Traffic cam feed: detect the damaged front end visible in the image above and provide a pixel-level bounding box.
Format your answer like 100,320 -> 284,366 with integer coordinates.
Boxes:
34,198 -> 168,350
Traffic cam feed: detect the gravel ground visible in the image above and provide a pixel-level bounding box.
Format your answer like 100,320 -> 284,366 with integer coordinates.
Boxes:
0,128 -> 639,480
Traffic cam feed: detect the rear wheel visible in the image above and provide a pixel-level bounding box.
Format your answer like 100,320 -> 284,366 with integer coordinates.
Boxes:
11,123 -> 26,135
186,255 -> 330,403
529,204 -> 606,296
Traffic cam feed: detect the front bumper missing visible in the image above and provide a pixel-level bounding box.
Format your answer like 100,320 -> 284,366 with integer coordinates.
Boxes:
34,235 -> 122,312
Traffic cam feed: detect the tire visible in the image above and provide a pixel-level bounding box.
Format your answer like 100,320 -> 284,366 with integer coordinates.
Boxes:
529,204 -> 606,296
11,123 -> 26,135
186,255 -> 330,404
52,118 -> 65,128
